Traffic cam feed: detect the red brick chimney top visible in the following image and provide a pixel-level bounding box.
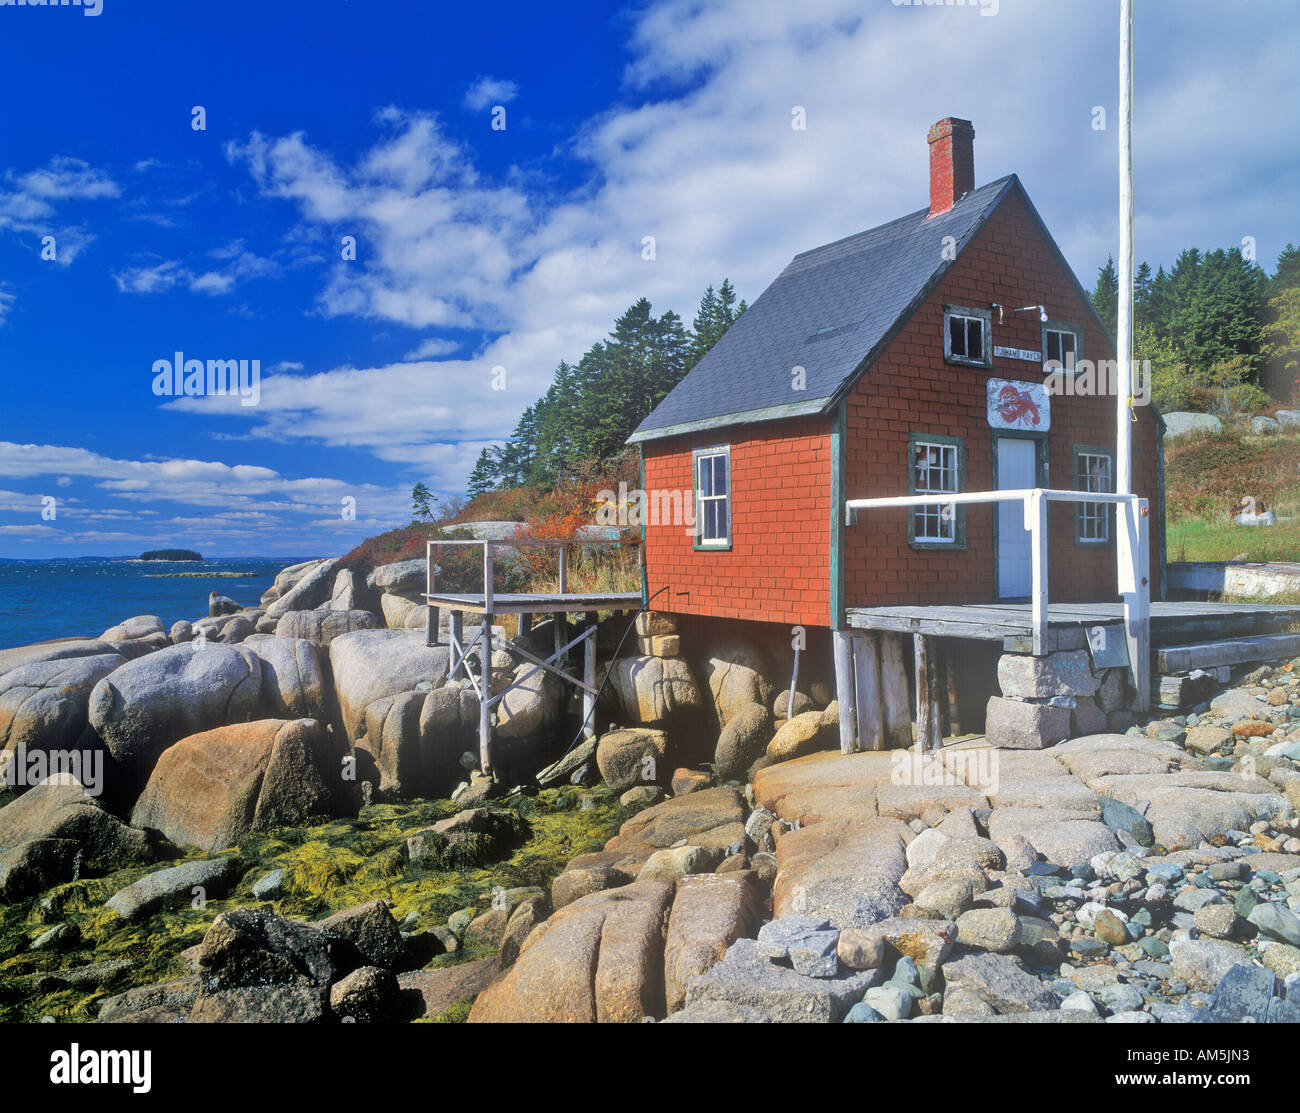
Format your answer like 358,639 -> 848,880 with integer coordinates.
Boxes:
927,117 -> 975,217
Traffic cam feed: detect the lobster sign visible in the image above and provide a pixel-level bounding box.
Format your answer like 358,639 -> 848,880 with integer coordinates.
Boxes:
987,378 -> 1050,432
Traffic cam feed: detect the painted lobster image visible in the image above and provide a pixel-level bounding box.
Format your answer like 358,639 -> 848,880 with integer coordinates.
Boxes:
995,384 -> 1041,427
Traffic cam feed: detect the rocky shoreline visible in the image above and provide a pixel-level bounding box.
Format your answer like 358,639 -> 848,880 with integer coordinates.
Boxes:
1,553 -> 1299,1023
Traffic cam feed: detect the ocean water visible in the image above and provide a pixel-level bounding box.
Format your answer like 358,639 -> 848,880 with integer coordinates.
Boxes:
0,557 -> 316,650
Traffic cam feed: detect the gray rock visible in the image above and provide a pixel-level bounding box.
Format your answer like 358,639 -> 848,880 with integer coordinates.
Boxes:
245,637 -> 329,722
985,697 -> 1072,750
0,652 -> 125,755
0,775 -> 153,899
273,608 -> 380,646
1170,938 -> 1252,992
252,869 -> 286,901
87,641 -> 264,792
367,558 -> 426,594
264,558 -> 340,619
683,937 -> 879,1022
329,629 -> 450,742
1162,412 -> 1222,438
106,857 -> 239,921
864,983 -> 912,1021
998,651 -> 1100,699
1097,982 -> 1145,1014
1248,902 -> 1300,946
714,702 -> 774,782
941,952 -> 1059,1014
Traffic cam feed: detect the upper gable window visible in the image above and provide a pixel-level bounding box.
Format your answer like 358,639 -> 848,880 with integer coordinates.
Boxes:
944,306 -> 991,368
1043,322 -> 1082,371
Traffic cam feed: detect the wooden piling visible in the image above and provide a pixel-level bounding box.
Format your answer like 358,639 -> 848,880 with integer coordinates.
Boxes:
853,634 -> 884,751
832,630 -> 857,755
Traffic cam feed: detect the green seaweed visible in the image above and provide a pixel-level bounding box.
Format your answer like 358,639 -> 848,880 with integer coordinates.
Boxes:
0,784 -> 620,1023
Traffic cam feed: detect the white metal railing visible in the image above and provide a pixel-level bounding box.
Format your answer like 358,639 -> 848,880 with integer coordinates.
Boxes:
845,487 -> 1151,707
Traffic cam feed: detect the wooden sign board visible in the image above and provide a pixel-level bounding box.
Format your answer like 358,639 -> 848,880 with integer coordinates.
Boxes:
987,378 -> 1050,432
994,345 -> 1042,362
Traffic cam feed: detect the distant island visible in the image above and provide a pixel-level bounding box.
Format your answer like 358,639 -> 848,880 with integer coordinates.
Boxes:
140,549 -> 203,562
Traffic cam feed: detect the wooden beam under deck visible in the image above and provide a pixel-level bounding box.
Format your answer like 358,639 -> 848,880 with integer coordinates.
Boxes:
423,591 -> 642,616
847,601 -> 1300,649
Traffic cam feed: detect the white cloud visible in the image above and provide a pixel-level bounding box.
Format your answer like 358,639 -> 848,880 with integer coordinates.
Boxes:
402,338 -> 460,360
0,156 -> 119,266
114,245 -> 279,297
463,76 -> 518,112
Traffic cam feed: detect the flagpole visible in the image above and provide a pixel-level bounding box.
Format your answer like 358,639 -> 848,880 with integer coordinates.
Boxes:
1117,0 -> 1133,498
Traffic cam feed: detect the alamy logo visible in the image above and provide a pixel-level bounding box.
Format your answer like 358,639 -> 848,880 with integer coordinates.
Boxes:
50,1045 -> 151,1093
152,353 -> 261,407
1,0 -> 103,15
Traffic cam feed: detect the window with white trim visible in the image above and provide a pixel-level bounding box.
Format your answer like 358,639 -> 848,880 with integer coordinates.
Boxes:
944,306 -> 991,367
910,436 -> 964,545
694,446 -> 730,548
1074,448 -> 1113,544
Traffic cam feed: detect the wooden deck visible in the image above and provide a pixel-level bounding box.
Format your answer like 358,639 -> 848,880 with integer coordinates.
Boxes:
846,600 -> 1300,651
423,591 -> 642,616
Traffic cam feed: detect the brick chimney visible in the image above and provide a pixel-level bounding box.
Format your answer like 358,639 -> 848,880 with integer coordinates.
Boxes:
927,117 -> 975,217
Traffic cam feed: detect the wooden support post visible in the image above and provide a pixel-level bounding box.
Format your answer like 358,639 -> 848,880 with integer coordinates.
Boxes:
558,545 -> 568,594
913,634 -> 929,756
853,634 -> 884,752
880,633 -> 911,749
927,641 -> 943,752
478,611 -> 493,776
943,642 -> 962,736
425,541 -> 439,646
553,612 -> 567,669
519,612 -> 533,637
582,629 -> 597,741
1121,497 -> 1152,711
1027,490 -> 1049,656
449,610 -> 464,680
832,630 -> 857,755
935,641 -> 950,738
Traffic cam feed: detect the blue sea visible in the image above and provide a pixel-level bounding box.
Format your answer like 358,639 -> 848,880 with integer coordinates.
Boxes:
0,557 -> 317,651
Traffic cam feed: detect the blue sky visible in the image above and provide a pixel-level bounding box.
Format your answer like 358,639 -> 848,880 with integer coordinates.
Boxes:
0,0 -> 1295,558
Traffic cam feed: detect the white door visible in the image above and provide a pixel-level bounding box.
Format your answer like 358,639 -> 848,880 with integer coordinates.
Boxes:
997,438 -> 1037,598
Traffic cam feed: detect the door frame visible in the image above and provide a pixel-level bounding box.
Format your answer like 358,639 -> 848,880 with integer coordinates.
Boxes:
991,431 -> 1048,600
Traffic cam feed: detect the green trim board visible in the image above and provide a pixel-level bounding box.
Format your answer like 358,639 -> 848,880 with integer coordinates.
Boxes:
639,452 -> 649,607
830,400 -> 846,629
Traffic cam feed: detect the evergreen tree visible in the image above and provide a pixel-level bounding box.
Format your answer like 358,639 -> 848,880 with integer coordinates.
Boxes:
1133,261 -> 1153,325
1092,256 -> 1118,336
410,482 -> 435,522
466,448 -> 498,498
1273,243 -> 1300,291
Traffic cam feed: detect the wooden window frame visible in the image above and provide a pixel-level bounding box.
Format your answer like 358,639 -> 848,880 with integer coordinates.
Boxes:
1073,445 -> 1115,545
692,444 -> 732,551
943,305 -> 992,368
908,433 -> 967,550
1042,320 -> 1084,374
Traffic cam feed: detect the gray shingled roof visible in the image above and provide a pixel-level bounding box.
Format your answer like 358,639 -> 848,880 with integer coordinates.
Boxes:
628,174 -> 1019,443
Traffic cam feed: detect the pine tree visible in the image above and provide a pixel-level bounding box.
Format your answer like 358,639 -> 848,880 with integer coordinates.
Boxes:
1092,256 -> 1118,336
466,447 -> 499,499
1273,243 -> 1300,291
1133,261 -> 1153,326
411,482 -> 435,522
